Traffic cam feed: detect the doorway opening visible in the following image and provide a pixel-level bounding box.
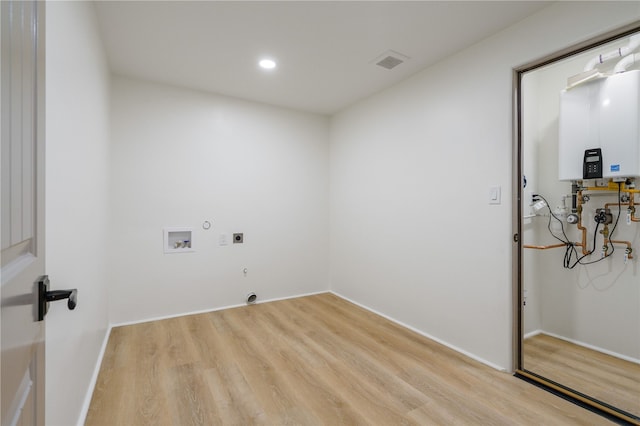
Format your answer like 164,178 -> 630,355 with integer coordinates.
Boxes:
513,21 -> 640,425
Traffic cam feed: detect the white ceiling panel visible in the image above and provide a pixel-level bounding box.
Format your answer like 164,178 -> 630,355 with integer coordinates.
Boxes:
94,1 -> 550,114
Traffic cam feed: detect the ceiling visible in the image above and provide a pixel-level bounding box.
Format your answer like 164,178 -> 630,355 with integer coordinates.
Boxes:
94,1 -> 550,115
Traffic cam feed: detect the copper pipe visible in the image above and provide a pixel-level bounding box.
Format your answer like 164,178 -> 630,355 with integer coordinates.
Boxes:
603,202 -> 640,210
527,188 -> 637,253
602,201 -> 640,222
576,190 -> 590,255
609,191 -> 640,222
523,243 -> 568,250
523,189 -> 584,251
604,239 -> 634,259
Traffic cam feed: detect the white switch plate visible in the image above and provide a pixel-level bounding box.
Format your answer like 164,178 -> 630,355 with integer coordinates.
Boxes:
489,185 -> 501,205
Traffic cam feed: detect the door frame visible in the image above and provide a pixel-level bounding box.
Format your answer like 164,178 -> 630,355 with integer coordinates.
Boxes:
511,19 -> 640,425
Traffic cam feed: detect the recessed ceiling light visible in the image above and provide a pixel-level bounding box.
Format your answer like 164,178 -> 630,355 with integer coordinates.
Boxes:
259,59 -> 277,70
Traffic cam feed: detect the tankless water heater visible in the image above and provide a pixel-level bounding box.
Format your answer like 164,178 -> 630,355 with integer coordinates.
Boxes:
558,70 -> 640,181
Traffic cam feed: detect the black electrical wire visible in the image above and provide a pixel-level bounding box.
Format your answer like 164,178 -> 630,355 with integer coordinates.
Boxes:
533,194 -> 587,269
534,190 -> 625,269
566,221 -> 600,269
608,182 -> 623,251
535,194 -> 571,244
576,182 -> 623,266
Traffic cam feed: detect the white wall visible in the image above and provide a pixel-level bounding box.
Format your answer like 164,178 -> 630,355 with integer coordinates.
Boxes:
41,2 -> 640,423
523,42 -> 640,360
108,76 -> 329,325
330,2 -> 640,370
45,2 -> 111,425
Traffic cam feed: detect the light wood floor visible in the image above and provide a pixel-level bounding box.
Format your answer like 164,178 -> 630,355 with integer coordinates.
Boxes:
524,333 -> 640,418
86,293 -> 613,425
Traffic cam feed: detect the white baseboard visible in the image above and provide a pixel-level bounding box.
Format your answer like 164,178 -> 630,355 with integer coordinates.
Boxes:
524,329 -> 542,339
111,289 -> 329,328
536,331 -> 640,365
330,291 -> 508,372
76,325 -> 112,426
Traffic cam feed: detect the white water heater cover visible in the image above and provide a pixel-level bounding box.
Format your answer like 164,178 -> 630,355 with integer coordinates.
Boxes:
558,70 -> 640,181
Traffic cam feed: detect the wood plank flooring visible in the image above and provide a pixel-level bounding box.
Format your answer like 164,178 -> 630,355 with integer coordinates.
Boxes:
86,293 -> 614,425
523,333 -> 640,418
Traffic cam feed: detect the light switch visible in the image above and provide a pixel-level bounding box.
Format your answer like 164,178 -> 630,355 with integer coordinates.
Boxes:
489,185 -> 501,205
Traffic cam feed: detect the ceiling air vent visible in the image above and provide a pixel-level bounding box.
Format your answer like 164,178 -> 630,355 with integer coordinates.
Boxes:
372,50 -> 409,70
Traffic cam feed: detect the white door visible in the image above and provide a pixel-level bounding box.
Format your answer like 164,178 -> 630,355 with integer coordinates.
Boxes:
1,1 -> 46,425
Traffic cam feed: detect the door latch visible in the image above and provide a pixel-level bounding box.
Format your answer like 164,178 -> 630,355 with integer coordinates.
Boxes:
37,275 -> 77,321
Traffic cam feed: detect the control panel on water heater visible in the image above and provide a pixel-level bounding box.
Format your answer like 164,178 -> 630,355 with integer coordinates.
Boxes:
583,148 -> 603,179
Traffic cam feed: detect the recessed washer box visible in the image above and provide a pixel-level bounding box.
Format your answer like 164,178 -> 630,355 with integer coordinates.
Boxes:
163,227 -> 194,254
559,70 -> 640,181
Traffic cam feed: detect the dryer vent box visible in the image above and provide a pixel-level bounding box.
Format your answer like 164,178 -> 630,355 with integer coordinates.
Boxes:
558,70 -> 640,181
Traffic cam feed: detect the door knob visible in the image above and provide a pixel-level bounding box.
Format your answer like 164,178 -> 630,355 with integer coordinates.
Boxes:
45,289 -> 77,310
37,275 -> 77,321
